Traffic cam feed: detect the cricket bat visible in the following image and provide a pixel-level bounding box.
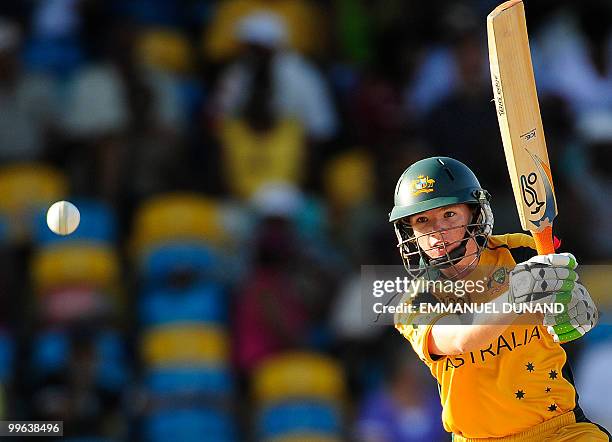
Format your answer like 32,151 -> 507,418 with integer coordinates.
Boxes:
487,0 -> 557,255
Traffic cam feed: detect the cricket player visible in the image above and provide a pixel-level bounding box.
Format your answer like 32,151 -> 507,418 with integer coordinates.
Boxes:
391,157 -> 611,441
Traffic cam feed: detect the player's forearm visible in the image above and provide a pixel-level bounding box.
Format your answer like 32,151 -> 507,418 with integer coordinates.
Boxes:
429,293 -> 519,355
442,322 -> 514,355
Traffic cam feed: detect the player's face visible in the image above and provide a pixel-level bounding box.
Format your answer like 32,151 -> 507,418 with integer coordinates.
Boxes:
409,204 -> 473,259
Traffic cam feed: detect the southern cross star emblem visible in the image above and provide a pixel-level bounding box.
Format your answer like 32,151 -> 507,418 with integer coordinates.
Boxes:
545,387 -> 551,393
526,362 -> 535,372
548,404 -> 558,412
515,390 -> 525,400
549,370 -> 558,380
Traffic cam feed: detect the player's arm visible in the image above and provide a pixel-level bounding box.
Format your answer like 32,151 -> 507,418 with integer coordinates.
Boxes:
428,295 -> 521,356
429,252 -> 580,356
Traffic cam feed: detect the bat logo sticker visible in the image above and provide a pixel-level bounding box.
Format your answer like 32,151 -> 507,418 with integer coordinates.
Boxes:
523,149 -> 557,229
520,172 -> 545,214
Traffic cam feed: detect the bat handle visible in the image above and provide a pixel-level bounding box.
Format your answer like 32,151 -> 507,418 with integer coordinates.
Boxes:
532,225 -> 555,255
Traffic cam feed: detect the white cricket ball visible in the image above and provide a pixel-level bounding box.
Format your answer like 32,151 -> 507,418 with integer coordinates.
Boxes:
47,201 -> 80,236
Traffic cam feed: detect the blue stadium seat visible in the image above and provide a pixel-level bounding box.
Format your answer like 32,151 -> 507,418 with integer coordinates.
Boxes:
144,408 -> 236,442
33,198 -> 117,245
259,401 -> 341,439
145,366 -> 234,396
31,330 -> 68,374
63,439 -> 117,442
113,0 -> 182,27
0,215 -> 7,243
0,331 -> 14,383
23,37 -> 85,77
31,330 -> 127,390
139,283 -> 227,326
139,242 -> 217,284
96,331 -> 129,390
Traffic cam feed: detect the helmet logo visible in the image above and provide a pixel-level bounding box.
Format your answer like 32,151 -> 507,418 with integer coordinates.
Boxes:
411,175 -> 436,195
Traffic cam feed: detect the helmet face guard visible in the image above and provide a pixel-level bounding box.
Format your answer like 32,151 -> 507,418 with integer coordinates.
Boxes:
393,196 -> 494,279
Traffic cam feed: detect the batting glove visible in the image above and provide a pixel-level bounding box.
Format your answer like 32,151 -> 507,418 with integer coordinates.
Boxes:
544,283 -> 598,343
508,253 -> 578,306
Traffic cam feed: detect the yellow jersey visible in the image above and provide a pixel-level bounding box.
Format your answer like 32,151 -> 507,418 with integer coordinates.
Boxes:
395,233 -> 582,439
220,118 -> 305,199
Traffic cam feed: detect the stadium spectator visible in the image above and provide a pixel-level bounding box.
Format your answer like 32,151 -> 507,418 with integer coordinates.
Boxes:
356,343 -> 447,442
0,19 -> 59,163
213,12 -> 337,142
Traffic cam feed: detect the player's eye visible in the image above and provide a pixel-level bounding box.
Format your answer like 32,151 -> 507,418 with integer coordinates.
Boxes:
444,211 -> 456,218
415,216 -> 428,224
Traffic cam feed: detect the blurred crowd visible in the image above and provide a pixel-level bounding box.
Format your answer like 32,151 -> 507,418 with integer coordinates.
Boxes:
0,0 -> 610,441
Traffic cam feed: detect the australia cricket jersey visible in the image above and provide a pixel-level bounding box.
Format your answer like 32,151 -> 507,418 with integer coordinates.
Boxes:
395,233 -> 582,438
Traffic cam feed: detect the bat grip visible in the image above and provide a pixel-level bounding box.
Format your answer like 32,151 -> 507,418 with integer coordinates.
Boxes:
532,225 -> 555,255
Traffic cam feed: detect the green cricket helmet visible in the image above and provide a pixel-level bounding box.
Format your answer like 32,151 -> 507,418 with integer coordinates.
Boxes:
389,157 -> 493,277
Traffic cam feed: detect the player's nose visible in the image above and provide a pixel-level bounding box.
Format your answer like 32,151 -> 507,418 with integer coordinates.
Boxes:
430,218 -> 446,235
428,228 -> 444,245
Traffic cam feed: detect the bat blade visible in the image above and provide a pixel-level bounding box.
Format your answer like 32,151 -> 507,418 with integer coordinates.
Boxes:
487,0 -> 557,254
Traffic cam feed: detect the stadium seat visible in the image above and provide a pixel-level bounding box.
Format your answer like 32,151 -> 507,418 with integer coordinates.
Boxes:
258,401 -> 341,440
323,149 -> 374,210
33,198 -> 117,246
31,329 -> 68,374
139,283 -> 227,326
114,1 -> 182,27
23,37 -> 85,77
253,352 -> 346,405
268,435 -> 341,442
0,331 -> 14,383
0,384 -> 4,419
137,29 -> 193,74
141,323 -> 229,367
0,215 -> 7,243
143,408 -> 236,442
31,329 -> 127,390
96,331 -> 129,390
0,163 -> 67,243
31,243 -> 120,294
145,366 -> 234,396
39,286 -> 115,326
138,242 -> 217,284
62,439 -> 117,442
131,193 -> 226,258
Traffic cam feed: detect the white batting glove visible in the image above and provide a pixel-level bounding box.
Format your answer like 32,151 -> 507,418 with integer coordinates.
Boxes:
508,253 -> 578,306
544,283 -> 598,343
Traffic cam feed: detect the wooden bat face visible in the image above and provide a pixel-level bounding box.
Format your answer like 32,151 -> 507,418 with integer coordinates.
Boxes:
487,0 -> 558,236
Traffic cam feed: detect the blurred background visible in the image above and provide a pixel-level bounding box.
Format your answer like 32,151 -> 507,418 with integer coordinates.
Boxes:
0,0 -> 610,440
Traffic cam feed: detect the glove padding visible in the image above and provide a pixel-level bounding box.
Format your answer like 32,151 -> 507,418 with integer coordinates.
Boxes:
544,283 -> 598,343
508,253 -> 578,306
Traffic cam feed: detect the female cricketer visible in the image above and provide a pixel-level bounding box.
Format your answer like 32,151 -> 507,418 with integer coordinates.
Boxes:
391,157 -> 611,441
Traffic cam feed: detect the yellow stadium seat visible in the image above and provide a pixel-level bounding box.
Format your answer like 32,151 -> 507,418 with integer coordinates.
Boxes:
253,352 -> 345,405
142,323 -> 229,367
31,243 -> 120,294
138,29 -> 193,74
131,193 -> 226,257
323,150 -> 374,210
0,163 -> 68,242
